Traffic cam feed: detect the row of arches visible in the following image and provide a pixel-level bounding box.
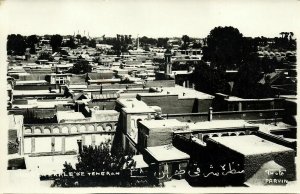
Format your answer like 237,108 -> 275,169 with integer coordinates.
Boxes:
200,131 -> 256,142
24,123 -> 118,135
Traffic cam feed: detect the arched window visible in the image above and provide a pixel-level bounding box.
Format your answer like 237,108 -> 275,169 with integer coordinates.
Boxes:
34,128 -> 41,134
53,127 -> 60,133
44,128 -> 51,134
221,133 -> 229,137
97,125 -> 103,131
25,128 -> 32,134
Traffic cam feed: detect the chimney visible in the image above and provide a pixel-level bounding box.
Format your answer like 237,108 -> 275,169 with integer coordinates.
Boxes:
147,113 -> 151,120
208,107 -> 213,121
77,139 -> 82,155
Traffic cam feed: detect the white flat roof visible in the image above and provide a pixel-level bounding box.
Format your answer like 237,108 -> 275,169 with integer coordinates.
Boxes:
57,111 -> 85,122
13,89 -> 60,95
122,107 -> 155,114
140,119 -> 187,130
209,135 -> 293,155
187,120 -> 253,131
16,80 -> 47,84
146,145 -> 190,162
147,85 -> 214,100
69,85 -> 88,89
117,98 -> 148,109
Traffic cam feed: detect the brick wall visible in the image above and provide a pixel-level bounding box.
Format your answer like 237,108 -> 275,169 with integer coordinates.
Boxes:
138,95 -> 212,114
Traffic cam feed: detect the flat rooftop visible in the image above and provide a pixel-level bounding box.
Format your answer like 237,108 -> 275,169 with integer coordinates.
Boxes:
117,98 -> 148,108
224,96 -> 275,102
145,144 -> 190,162
187,120 -> 254,131
144,85 -> 214,100
15,80 -> 48,85
140,119 -> 188,131
118,98 -> 155,113
209,135 -> 294,155
57,111 -> 86,123
68,84 -> 88,89
13,89 -> 60,95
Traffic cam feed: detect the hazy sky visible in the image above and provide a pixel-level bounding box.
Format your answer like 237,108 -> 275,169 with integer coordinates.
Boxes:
1,0 -> 300,38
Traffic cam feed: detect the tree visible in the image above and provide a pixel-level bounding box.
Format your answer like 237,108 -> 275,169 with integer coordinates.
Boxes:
157,38 -> 169,48
111,34 -> 132,56
69,60 -> 92,74
189,61 -> 230,95
192,42 -> 202,49
65,37 -> 77,49
50,34 -> 63,53
88,38 -> 97,48
81,36 -> 88,44
7,34 -> 27,55
232,53 -> 275,99
181,35 -> 190,50
139,36 -> 157,47
202,26 -> 245,71
26,35 -> 39,54
38,52 -> 53,61
76,34 -> 82,40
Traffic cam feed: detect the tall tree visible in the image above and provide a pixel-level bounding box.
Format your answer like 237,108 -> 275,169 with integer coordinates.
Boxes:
26,35 -> 39,54
50,34 -> 63,53
69,60 -> 92,74
157,38 -> 169,48
65,37 -> 77,49
181,35 -> 190,49
202,26 -> 244,71
189,61 -> 230,95
232,53 -> 275,98
7,34 -> 27,55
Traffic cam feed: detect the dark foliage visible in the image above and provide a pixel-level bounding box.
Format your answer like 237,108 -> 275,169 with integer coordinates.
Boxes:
50,144 -> 155,187
50,34 -> 63,53
27,35 -> 39,54
88,38 -> 97,48
38,52 -> 53,61
181,35 -> 190,50
68,60 -> 92,74
232,54 -> 275,98
190,61 -> 231,95
139,36 -> 158,47
202,26 -> 258,71
157,38 -> 169,48
7,34 -> 27,55
64,37 -> 77,49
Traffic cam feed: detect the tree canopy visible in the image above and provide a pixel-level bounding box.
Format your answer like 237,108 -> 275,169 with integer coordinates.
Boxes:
181,35 -> 190,50
189,61 -> 231,95
202,26 -> 257,71
69,60 -> 92,74
27,35 -> 39,54
7,34 -> 27,55
232,53 -> 275,98
157,38 -> 169,48
50,34 -> 63,53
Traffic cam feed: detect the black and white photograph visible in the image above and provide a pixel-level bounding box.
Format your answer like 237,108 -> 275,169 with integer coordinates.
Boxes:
0,0 -> 299,193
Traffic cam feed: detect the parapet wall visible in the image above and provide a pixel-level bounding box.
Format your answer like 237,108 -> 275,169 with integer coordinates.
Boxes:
137,95 -> 212,114
162,109 -> 285,123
